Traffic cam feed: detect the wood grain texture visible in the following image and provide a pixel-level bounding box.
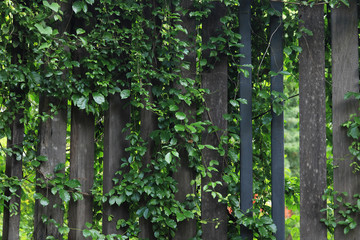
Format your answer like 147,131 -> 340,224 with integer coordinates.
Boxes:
34,97 -> 67,240
173,0 -> 197,239
201,2 -> 228,239
239,0 -> 253,238
332,1 -> 360,239
270,2 -> 285,240
103,93 -> 130,235
298,5 -> 327,240
68,107 -> 95,240
3,109 -> 24,240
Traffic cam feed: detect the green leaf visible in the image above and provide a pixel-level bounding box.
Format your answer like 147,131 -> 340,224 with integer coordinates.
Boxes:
85,0 -> 94,4
120,89 -> 131,99
166,219 -> 177,229
230,99 -> 239,107
40,197 -> 49,206
31,160 -> 41,167
74,96 -> 88,109
109,196 -> 116,205
43,1 -> 60,12
176,212 -> 186,221
76,28 -> 86,35
72,1 -> 84,14
200,59 -> 207,67
37,155 -> 48,162
169,105 -> 179,111
115,195 -> 126,206
59,189 -> 71,202
66,179 -> 80,189
93,92 -> 105,105
35,23 -> 53,35
175,112 -> 186,120
58,226 -> 69,235
174,124 -> 185,132
165,152 -> 172,164
349,221 -> 357,229
143,208 -> 150,219
349,127 -> 360,139
83,229 -> 91,238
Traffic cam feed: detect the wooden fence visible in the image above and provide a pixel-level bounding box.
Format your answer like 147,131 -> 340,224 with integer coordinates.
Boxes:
2,0 -> 360,239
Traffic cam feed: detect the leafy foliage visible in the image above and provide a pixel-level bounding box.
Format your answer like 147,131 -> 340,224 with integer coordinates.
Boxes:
0,0 -> 354,239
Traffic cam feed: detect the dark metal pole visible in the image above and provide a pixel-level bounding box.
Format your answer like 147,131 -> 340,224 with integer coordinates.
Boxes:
239,0 -> 253,239
270,1 -> 285,239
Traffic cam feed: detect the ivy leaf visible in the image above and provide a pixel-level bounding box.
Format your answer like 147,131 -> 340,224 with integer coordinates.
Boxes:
121,89 -> 130,99
35,23 -> 53,35
174,124 -> 185,132
59,189 -> 71,202
349,221 -> 357,229
175,112 -> 186,120
76,28 -> 86,35
40,197 -> 49,206
72,1 -> 84,14
165,152 -> 172,164
115,195 -> 126,206
83,229 -> 91,238
58,226 -> 69,235
93,92 -> 105,105
200,59 -> 207,67
43,1 -> 60,12
109,196 -> 116,205
31,160 -> 41,167
143,208 -> 150,219
169,105 -> 179,111
65,179 -> 80,189
349,127 -> 360,139
73,96 -> 88,109
166,219 -> 177,229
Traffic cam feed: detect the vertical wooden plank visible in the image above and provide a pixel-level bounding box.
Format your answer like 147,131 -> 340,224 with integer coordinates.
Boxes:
173,0 -> 197,239
332,1 -> 360,239
33,2 -> 71,238
102,93 -> 130,234
34,97 -> 67,239
298,5 -> 327,240
2,23 -> 25,239
68,107 -> 95,240
239,0 -> 253,239
2,107 -> 24,240
270,1 -> 285,239
201,2 -> 228,240
138,85 -> 157,240
138,2 -> 159,238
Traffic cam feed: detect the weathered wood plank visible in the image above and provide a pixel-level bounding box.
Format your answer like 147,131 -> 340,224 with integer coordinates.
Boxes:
34,97 -> 67,239
239,0 -> 253,238
201,2 -> 228,239
332,1 -> 360,239
68,107 -> 95,240
33,2 -> 71,238
173,0 -> 197,239
298,5 -> 327,240
270,1 -> 285,239
3,108 -> 24,240
102,93 -> 130,234
138,84 -> 157,240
